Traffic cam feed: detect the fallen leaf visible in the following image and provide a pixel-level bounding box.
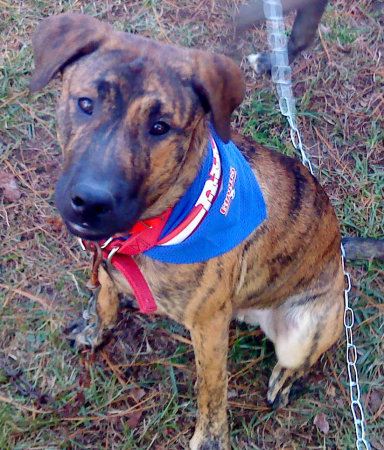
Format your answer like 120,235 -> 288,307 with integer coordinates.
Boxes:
61,391 -> 86,417
314,412 -> 330,434
227,390 -> 237,399
367,389 -> 382,414
78,368 -> 91,389
127,409 -> 143,428
0,169 -> 21,202
46,216 -> 64,232
130,388 -> 146,402
326,384 -> 336,398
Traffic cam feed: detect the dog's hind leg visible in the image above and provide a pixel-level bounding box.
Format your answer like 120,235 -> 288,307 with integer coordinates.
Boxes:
266,273 -> 344,408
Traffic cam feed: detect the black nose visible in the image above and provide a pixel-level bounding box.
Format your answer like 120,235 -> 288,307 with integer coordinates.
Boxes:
70,183 -> 114,220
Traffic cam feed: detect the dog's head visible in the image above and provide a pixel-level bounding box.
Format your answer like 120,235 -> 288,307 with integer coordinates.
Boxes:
30,13 -> 245,240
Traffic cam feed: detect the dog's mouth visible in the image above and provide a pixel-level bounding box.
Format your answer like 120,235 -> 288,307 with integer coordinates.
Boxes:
66,220 -> 113,241
55,174 -> 144,242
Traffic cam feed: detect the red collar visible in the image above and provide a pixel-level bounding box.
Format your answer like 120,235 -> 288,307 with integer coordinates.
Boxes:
96,207 -> 172,313
82,136 -> 221,314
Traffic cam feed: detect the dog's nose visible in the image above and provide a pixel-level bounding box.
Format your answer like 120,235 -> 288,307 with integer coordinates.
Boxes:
70,183 -> 114,219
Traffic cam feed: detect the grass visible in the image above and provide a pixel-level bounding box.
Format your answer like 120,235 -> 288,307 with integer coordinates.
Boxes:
1,0 -> 383,448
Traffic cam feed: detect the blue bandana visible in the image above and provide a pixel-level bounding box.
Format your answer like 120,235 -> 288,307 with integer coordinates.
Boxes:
144,127 -> 267,263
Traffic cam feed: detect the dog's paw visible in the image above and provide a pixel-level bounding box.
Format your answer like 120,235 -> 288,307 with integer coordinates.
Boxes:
267,387 -> 290,410
190,437 -> 226,450
192,441 -> 222,450
190,428 -> 229,450
247,52 -> 272,74
64,318 -> 111,351
118,294 -> 137,310
267,363 -> 307,409
267,380 -> 308,409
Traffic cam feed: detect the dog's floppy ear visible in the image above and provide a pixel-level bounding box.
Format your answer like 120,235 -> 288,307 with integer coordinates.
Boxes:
29,13 -> 111,91
192,51 -> 245,143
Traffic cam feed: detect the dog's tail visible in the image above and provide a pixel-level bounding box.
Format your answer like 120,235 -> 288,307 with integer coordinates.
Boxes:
342,237 -> 384,261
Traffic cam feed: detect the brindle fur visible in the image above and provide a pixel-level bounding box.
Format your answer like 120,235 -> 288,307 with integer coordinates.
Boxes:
30,14 -> 344,450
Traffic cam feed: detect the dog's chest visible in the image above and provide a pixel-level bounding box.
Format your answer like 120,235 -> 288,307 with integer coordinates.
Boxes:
108,256 -> 209,322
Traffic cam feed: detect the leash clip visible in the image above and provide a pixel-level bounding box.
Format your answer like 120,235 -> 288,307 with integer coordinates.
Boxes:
100,237 -> 120,262
101,237 -> 114,249
78,238 -> 86,251
107,246 -> 120,263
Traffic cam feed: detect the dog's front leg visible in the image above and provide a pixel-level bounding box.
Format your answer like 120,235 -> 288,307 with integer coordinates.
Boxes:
70,264 -> 120,350
94,264 -> 120,338
188,307 -> 232,450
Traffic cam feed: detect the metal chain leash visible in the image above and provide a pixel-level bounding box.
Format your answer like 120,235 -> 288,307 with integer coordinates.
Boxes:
248,1 -> 314,175
341,245 -> 370,449
248,1 -> 370,448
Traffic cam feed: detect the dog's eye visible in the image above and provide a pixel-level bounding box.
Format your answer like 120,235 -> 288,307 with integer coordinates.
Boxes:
150,121 -> 170,136
78,97 -> 94,115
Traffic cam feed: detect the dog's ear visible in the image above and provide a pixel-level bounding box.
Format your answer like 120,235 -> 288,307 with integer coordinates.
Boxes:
29,13 -> 111,91
192,51 -> 245,143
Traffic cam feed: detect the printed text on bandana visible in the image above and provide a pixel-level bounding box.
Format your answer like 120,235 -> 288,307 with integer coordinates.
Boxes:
220,167 -> 237,215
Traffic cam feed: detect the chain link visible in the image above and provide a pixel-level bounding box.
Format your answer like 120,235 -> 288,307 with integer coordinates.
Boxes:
248,1 -> 314,175
341,243 -> 370,449
248,1 -> 370,448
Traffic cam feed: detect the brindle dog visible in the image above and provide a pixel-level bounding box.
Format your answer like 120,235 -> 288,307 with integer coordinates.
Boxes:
30,13 -> 344,450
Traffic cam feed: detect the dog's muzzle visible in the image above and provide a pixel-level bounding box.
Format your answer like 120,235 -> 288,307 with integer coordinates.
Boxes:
55,172 -> 141,241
